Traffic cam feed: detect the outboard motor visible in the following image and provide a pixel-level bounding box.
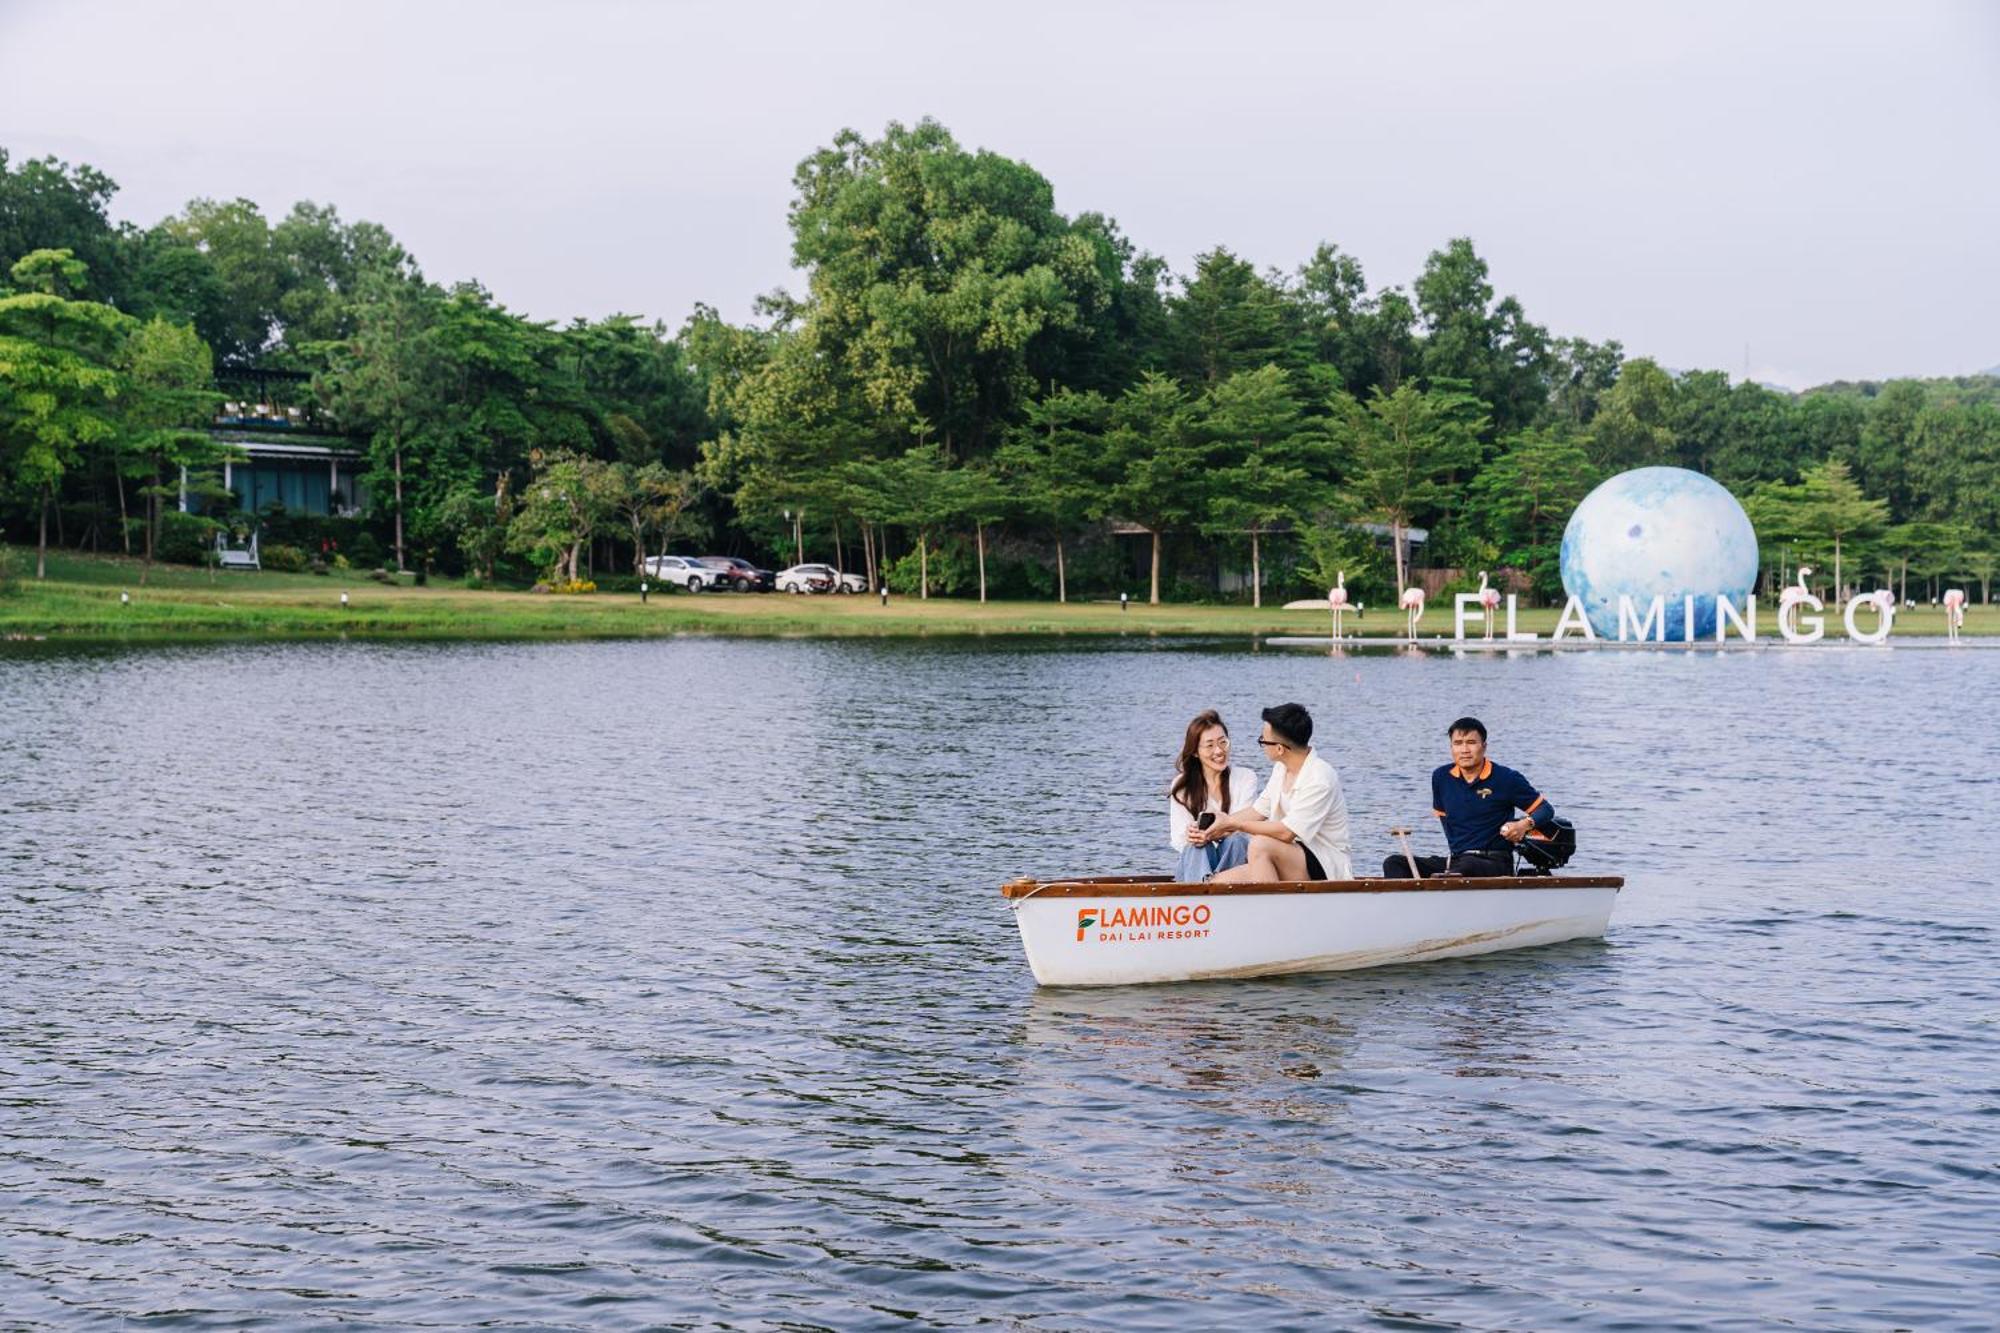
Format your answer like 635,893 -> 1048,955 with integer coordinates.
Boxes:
1514,817 -> 1577,873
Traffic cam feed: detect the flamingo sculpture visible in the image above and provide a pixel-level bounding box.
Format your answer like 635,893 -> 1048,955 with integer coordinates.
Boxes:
1778,565 -> 1813,637
1476,570 -> 1501,641
1328,572 -> 1350,641
1943,587 -> 1967,643
1400,585 -> 1426,640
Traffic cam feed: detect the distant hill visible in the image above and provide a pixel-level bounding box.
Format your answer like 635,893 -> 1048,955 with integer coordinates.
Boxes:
1802,373 -> 2000,404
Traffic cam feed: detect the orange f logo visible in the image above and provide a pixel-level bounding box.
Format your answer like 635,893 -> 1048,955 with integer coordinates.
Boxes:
1076,908 -> 1098,941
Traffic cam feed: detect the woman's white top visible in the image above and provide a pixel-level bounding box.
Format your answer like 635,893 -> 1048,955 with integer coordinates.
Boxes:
1167,765 -> 1261,850
1252,748 -> 1354,879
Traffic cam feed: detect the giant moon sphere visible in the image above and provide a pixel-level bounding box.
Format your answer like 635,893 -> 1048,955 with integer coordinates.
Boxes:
1559,466 -> 1760,640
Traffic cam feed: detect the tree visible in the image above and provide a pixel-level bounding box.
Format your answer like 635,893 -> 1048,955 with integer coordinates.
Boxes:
613,462 -> 705,572
841,444 -> 964,598
1877,521 -> 1968,604
1413,238 -> 1551,435
1333,382 -> 1486,595
1960,545 -> 1998,605
996,386 -> 1109,602
0,249 -> 132,577
1544,336 -> 1624,430
437,477 -> 512,585
0,151 -> 131,306
1100,373 -> 1209,604
1853,380 -> 1925,520
1748,459 -> 1888,598
317,270 -> 440,569
1295,522 -> 1381,603
1199,365 -> 1319,607
1587,357 -> 1676,471
783,119 -> 1108,457
1796,458 -> 1889,599
118,315 -> 231,580
1467,429 -> 1599,599
507,451 -> 620,583
1289,242 -> 1376,394
158,198 -> 286,362
1165,247 -> 1304,387
953,461 -> 1010,603
271,201 -> 408,349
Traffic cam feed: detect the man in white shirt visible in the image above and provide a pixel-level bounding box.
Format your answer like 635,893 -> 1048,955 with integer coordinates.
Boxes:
1206,702 -> 1354,882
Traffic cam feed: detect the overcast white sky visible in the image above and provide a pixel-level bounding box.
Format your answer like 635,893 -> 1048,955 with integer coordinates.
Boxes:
3,0 -> 1996,388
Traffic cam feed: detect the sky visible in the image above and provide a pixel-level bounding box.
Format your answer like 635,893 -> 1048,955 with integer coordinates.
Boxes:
3,0 -> 1996,389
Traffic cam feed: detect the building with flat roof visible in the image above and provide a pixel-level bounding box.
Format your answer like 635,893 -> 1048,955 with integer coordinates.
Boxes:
185,367 -> 369,518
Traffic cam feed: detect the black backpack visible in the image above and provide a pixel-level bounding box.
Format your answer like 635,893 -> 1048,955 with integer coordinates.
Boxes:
1515,817 -> 1577,872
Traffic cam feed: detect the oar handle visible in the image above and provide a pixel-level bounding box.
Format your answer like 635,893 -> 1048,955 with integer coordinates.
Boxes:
1388,826 -> 1422,880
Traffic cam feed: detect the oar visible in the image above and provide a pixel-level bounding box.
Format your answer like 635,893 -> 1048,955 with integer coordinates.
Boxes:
1388,825 -> 1422,880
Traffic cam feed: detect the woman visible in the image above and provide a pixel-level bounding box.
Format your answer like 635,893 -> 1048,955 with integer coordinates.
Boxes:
1169,710 -> 1258,882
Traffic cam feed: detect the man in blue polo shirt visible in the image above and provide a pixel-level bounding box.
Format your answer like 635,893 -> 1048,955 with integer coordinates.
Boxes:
1381,715 -> 1555,878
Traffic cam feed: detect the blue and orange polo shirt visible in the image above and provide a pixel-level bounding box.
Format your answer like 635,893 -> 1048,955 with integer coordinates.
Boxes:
1431,759 -> 1555,856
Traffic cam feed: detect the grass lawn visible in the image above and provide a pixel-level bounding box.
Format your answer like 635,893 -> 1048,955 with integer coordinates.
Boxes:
2,547 -> 1992,644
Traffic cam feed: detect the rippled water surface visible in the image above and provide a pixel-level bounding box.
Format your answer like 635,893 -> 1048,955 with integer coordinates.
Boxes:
3,637 -> 1997,1329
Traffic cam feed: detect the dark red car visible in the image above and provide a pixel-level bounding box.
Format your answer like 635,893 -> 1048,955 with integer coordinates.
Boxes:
697,556 -> 775,592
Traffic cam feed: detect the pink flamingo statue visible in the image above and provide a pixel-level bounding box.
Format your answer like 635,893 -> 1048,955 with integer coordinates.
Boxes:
1477,570 -> 1500,641
1943,587 -> 1966,643
1400,585 -> 1426,640
1778,565 -> 1813,637
1327,572 -> 1350,641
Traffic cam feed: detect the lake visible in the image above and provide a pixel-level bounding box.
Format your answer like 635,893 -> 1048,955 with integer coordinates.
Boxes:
3,637 -> 1996,1329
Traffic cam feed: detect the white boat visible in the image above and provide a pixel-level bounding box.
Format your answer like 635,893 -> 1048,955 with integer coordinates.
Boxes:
1001,873 -> 1623,987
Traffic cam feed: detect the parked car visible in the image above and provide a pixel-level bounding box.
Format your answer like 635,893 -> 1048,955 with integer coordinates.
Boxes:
641,554 -> 714,591
696,556 -> 774,592
776,563 -> 841,594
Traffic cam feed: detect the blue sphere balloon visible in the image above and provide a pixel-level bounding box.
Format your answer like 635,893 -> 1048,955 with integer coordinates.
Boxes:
1560,467 -> 1759,640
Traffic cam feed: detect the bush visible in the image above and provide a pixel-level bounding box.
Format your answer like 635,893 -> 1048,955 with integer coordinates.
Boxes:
156,511 -> 220,565
884,536 -> 976,596
368,567 -> 394,583
261,543 -> 308,573
0,545 -> 20,597
550,579 -> 596,594
462,572 -> 485,590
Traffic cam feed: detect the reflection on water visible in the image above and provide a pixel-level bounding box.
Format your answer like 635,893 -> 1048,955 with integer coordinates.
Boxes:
2,637 -> 1996,1329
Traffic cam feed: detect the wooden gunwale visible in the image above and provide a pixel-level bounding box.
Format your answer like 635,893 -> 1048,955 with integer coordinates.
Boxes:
1000,875 -> 1623,900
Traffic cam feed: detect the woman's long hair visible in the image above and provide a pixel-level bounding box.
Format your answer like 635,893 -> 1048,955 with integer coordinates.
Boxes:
1170,710 -> 1233,820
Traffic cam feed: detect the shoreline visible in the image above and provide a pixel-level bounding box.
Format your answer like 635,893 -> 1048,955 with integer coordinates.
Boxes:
3,550 -> 1991,647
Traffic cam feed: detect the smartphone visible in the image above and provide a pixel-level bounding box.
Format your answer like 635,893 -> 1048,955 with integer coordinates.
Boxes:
1197,812 -> 1216,830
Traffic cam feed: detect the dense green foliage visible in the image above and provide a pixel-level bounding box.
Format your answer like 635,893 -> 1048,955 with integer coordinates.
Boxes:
2,127 -> 1995,604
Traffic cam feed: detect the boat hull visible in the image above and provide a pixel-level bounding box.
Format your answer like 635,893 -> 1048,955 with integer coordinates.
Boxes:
1002,876 -> 1621,987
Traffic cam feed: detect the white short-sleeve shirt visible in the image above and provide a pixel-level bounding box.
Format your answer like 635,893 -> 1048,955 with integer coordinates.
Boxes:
1252,749 -> 1353,879
1168,765 -> 1261,851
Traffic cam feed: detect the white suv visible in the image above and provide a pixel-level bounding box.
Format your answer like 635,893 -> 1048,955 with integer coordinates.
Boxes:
642,555 -> 711,591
